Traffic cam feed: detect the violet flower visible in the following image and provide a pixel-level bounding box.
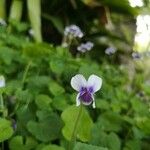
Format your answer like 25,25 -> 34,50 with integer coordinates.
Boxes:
71,74 -> 102,108
105,47 -> 116,55
132,52 -> 142,59
77,41 -> 94,53
64,25 -> 83,38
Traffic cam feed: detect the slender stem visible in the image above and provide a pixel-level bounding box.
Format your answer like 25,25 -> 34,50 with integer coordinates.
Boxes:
0,93 -> 5,150
0,94 -> 4,117
68,105 -> 83,150
9,0 -> 23,22
22,61 -> 32,86
0,0 -> 6,19
27,0 -> 42,42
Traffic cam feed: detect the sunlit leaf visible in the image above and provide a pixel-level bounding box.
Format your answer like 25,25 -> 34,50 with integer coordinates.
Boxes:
0,118 -> 13,142
61,105 -> 93,142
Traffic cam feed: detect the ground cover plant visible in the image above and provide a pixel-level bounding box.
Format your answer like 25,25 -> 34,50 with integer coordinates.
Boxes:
0,0 -> 150,150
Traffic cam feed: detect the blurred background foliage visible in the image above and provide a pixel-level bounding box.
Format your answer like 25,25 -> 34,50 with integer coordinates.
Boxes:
0,0 -> 150,150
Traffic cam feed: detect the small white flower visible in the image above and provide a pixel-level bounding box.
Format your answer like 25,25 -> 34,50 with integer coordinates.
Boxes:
77,41 -> 94,53
71,74 -> 102,108
105,47 -> 116,55
0,76 -> 5,88
64,25 -> 83,38
0,18 -> 7,26
62,42 -> 68,48
29,29 -> 34,36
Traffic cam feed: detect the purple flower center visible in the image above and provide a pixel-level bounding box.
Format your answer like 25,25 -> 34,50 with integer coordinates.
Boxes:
79,87 -> 93,104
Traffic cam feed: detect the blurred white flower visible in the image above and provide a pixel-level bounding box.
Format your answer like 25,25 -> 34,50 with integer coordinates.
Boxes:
64,25 -> 83,38
77,41 -> 94,53
0,76 -> 5,88
71,74 -> 102,108
62,42 -> 68,48
105,47 -> 116,55
0,18 -> 7,26
29,29 -> 34,36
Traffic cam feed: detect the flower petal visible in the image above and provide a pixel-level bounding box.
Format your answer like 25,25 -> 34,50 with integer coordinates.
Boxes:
81,93 -> 94,106
71,74 -> 87,91
76,93 -> 81,106
87,74 -> 102,93
0,76 -> 5,88
92,95 -> 96,108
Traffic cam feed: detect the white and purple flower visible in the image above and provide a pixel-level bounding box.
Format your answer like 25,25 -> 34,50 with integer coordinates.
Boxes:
132,52 -> 142,60
64,25 -> 83,38
71,74 -> 102,108
105,46 -> 116,55
77,41 -> 94,53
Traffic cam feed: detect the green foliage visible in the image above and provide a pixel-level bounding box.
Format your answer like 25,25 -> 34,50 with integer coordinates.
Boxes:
0,1 -> 150,149
40,144 -> 65,150
73,142 -> 108,150
27,113 -> 63,142
0,118 -> 14,142
9,136 -> 38,150
35,94 -> 52,110
61,105 -> 93,142
49,81 -> 65,96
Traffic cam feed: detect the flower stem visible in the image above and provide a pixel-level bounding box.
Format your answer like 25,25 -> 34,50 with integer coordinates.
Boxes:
0,94 -> 4,117
68,104 -> 83,150
22,61 -> 32,86
0,93 -> 6,150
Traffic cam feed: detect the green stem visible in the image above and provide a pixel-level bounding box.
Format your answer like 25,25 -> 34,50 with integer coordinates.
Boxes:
0,94 -> 4,117
27,0 -> 42,42
0,0 -> 6,19
9,0 -> 23,22
0,93 -> 5,150
68,105 -> 83,150
22,61 -> 32,86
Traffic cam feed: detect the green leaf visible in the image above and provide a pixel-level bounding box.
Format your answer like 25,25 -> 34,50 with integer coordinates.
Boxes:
23,43 -> 53,59
91,125 -> 121,150
0,118 -> 14,142
9,136 -> 38,150
96,99 -> 110,110
73,142 -> 108,150
50,57 -> 65,75
61,105 -> 93,142
27,113 -> 63,142
35,94 -> 52,110
124,140 -> 141,150
41,144 -> 65,150
90,126 -> 108,146
0,46 -> 18,65
97,112 -> 123,132
79,63 -> 100,78
27,76 -> 50,91
136,117 -> 150,135
52,95 -> 69,111
131,98 -> 149,115
49,81 -> 65,96
107,132 -> 121,150
42,13 -> 64,34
